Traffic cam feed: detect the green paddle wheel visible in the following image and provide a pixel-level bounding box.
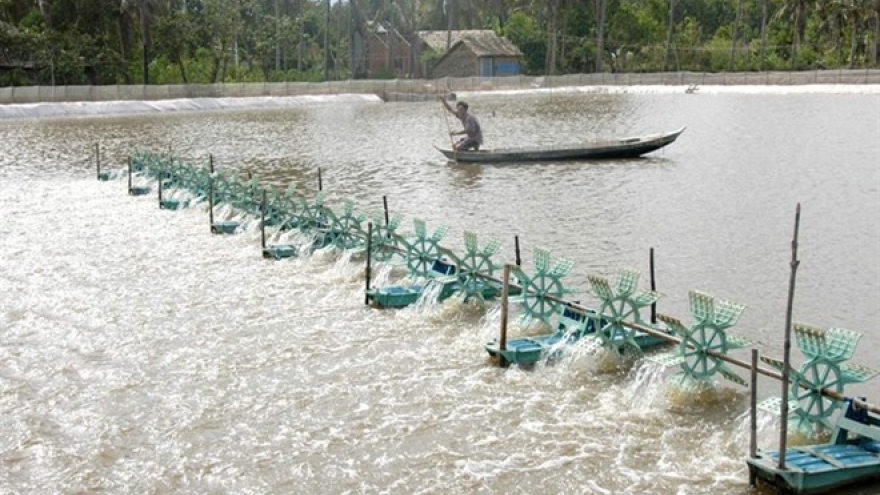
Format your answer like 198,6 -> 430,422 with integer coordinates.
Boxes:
400,218 -> 449,279
234,174 -> 262,215
446,232 -> 503,302
293,192 -> 339,251
272,184 -> 305,231
157,157 -> 192,210
260,185 -> 291,227
367,211 -> 403,262
296,191 -> 328,233
209,171 -> 236,206
187,164 -> 213,200
322,200 -> 366,251
759,324 -> 878,437
586,268 -> 661,358
509,247 -> 575,327
648,290 -> 750,389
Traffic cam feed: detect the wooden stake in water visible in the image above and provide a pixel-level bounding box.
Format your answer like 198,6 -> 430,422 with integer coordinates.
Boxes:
382,196 -> 390,231
749,348 -> 759,487
499,264 -> 511,368
127,155 -> 132,194
650,247 -> 657,324
318,167 -> 323,191
209,153 -> 214,174
260,190 -> 267,249
158,170 -> 164,207
778,203 -> 801,470
208,180 -> 215,233
95,143 -> 100,180
364,222 -> 373,305
514,236 -> 522,266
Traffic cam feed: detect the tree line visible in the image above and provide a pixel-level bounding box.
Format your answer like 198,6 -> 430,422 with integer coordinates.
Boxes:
1,0 -> 878,86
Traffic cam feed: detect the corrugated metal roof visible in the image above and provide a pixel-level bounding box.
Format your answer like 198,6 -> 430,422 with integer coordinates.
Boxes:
417,30 -> 521,57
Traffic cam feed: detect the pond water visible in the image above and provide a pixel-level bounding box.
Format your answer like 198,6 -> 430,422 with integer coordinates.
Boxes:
1,85 -> 878,494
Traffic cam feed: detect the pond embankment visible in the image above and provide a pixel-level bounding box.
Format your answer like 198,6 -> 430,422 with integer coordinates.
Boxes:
2,69 -> 879,105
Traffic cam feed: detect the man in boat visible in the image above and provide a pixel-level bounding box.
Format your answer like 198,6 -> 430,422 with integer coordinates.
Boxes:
439,97 -> 483,151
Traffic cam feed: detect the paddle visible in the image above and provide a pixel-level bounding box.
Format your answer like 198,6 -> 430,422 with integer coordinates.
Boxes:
438,95 -> 458,164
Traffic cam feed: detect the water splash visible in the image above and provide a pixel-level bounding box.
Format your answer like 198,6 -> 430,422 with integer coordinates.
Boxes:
0,94 -> 383,120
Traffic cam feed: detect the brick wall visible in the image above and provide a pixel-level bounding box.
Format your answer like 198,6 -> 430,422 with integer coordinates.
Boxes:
366,32 -> 412,78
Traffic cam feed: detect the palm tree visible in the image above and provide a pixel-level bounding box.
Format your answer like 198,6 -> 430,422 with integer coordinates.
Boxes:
843,0 -> 872,68
120,0 -> 165,84
36,0 -> 51,29
546,0 -> 558,74
664,0 -> 675,71
870,0 -> 880,65
596,0 -> 607,72
730,0 -> 744,71
760,0 -> 769,69
817,0 -> 849,66
275,0 -> 281,71
774,0 -> 811,68
139,0 -> 152,83
390,0 -> 421,77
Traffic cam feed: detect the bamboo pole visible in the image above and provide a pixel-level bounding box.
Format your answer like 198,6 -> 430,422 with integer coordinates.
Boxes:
382,195 -> 390,232
440,96 -> 458,164
127,155 -> 132,194
158,169 -> 164,207
208,179 -> 215,233
649,247 -> 657,324
778,203 -> 801,470
499,264 -> 511,368
260,190 -> 267,250
318,167 -> 323,191
95,143 -> 100,180
344,213 -> 880,414
514,236 -> 522,266
364,222 -> 373,305
749,348 -> 759,487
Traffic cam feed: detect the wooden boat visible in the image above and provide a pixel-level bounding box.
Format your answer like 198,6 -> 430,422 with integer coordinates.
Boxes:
746,399 -> 880,494
436,126 -> 685,163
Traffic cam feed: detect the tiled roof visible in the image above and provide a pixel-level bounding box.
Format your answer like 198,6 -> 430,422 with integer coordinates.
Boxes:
417,30 -> 522,57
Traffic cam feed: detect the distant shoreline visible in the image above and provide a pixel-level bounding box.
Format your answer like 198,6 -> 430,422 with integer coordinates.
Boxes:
2,69 -> 879,105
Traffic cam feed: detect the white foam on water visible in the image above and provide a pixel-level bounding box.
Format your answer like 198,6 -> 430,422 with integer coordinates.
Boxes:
4,95 -> 878,494
460,83 -> 880,99
0,93 -> 382,120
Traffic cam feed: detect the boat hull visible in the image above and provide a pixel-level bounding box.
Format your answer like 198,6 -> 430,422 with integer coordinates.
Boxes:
746,400 -> 880,495
437,127 -> 685,164
746,446 -> 880,495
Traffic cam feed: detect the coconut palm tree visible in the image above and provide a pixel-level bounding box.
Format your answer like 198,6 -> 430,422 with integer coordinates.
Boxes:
774,0 -> 811,68
596,0 -> 607,72
817,0 -> 850,66
664,0 -> 676,71
870,0 -> 880,65
35,0 -> 51,29
760,0 -> 769,69
730,0 -> 744,71
120,0 -> 168,84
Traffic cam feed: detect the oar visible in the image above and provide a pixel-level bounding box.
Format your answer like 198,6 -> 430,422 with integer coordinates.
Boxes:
439,95 -> 458,164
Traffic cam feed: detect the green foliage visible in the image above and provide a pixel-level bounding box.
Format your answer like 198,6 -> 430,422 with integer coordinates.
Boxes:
420,49 -> 442,67
0,0 -> 877,87
371,67 -> 397,80
505,12 -> 545,75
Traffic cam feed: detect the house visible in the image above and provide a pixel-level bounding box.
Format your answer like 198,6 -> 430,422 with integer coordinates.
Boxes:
417,30 -> 522,78
364,21 -> 414,78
